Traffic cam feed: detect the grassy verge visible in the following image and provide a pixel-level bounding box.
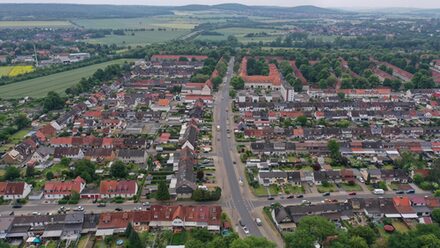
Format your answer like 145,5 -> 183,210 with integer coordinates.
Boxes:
317,183 -> 338,193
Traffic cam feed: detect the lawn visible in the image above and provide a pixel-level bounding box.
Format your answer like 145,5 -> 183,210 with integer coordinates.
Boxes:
317,183 -> 338,193
0,21 -> 72,28
283,184 -> 305,194
0,59 -> 135,99
392,220 -> 410,233
340,183 -> 363,192
85,30 -> 190,46
252,184 -> 280,196
9,128 -> 32,144
77,234 -> 90,248
43,163 -> 69,176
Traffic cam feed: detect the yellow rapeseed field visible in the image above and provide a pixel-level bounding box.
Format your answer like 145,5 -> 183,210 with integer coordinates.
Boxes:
7,65 -> 34,77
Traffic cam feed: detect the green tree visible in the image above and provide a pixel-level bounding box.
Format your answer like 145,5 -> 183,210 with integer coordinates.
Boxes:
46,171 -> 54,180
296,216 -> 337,245
231,76 -> 245,90
43,91 -> 65,112
127,229 -> 142,248
348,226 -> 377,245
296,116 -> 308,127
212,76 -> 223,91
328,140 -> 341,159
110,160 -> 128,178
25,166 -> 35,178
14,114 -> 31,130
285,229 -> 316,248
4,166 -> 20,181
190,228 -> 213,243
186,239 -> 204,248
156,181 -> 170,201
431,208 -> 440,224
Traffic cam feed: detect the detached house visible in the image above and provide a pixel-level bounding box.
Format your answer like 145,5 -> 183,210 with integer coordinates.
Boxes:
0,182 -> 32,200
43,176 -> 86,199
100,180 -> 138,199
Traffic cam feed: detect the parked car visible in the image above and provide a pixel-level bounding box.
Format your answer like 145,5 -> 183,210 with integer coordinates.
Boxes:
396,190 -> 405,194
242,226 -> 249,234
239,220 -> 245,227
296,194 -> 304,198
12,205 -> 22,209
97,203 -> 106,207
267,197 -> 275,200
255,218 -> 262,226
322,192 -> 331,196
348,192 -> 357,196
406,189 -> 415,194
115,208 -> 123,211
287,195 -> 295,199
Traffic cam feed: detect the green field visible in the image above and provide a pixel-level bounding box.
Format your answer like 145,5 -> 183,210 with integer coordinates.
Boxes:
196,27 -> 285,43
0,21 -> 72,28
74,16 -> 199,29
85,30 -> 189,46
0,59 -> 135,99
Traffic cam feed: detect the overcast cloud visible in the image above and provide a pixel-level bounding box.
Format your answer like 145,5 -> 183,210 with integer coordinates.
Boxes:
0,0 -> 439,9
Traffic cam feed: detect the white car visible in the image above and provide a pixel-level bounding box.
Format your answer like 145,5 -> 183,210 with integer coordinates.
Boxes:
242,226 -> 250,234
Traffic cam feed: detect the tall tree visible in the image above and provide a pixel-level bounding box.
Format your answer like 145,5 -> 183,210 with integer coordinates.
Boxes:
156,180 -> 170,201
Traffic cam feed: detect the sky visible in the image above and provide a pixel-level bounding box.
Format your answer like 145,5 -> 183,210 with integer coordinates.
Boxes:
0,0 -> 440,9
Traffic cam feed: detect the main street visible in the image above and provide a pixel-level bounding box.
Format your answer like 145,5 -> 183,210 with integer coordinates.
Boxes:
214,57 -> 263,237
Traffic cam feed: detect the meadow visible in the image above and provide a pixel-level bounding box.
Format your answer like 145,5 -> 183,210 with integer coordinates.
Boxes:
0,65 -> 34,77
0,59 -> 135,99
0,21 -> 72,28
196,27 -> 286,43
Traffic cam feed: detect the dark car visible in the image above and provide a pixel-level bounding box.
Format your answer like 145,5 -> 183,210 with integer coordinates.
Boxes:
296,194 -> 304,198
115,208 -> 123,211
287,195 -> 295,199
322,192 -> 331,196
396,190 -> 404,194
267,197 -> 275,200
348,192 -> 357,196
406,189 -> 415,194
12,205 -> 22,209
239,220 -> 245,227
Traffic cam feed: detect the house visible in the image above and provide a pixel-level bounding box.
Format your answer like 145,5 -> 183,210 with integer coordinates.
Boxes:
0,182 -> 32,200
84,148 -> 115,162
393,196 -> 418,219
341,169 -> 356,184
117,149 -> 147,164
43,176 -> 86,199
100,180 -> 138,199
151,99 -> 171,112
53,147 -> 84,161
35,124 -> 57,142
150,55 -> 208,62
258,171 -> 287,186
2,150 -> 24,164
96,212 -> 133,236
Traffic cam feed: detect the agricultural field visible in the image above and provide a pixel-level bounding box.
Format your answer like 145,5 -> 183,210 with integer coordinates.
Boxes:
0,65 -> 34,77
195,27 -> 286,43
0,59 -> 135,99
0,21 -> 72,28
73,16 -> 199,30
85,30 -> 189,46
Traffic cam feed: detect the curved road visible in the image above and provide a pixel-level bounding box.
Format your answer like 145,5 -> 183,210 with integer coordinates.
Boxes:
216,57 -> 262,237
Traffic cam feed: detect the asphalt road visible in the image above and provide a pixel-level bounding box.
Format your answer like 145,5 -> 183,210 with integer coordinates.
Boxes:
217,57 -> 262,237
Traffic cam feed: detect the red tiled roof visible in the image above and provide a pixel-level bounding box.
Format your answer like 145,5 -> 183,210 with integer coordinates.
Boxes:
44,176 -> 85,195
151,54 -> 208,61
240,57 -> 282,86
184,95 -> 213,101
100,180 -> 137,195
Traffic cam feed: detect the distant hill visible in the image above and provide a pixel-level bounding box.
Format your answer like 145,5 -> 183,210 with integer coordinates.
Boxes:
0,3 -> 346,21
0,3 -> 172,20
